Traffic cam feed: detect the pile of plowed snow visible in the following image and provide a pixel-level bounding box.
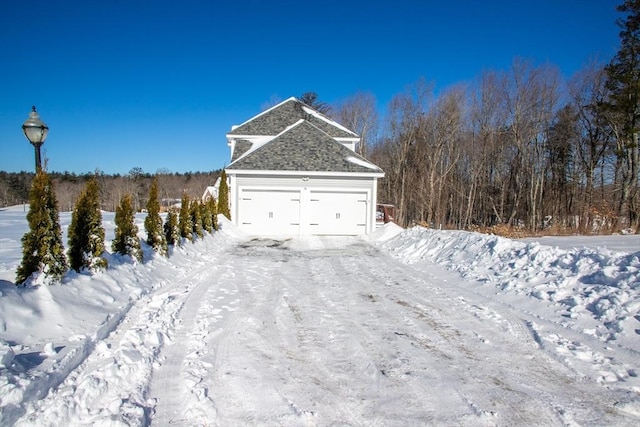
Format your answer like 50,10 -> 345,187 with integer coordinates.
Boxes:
370,224 -> 640,345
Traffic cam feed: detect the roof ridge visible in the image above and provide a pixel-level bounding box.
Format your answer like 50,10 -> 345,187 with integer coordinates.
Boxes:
226,97 -> 358,139
229,97 -> 299,132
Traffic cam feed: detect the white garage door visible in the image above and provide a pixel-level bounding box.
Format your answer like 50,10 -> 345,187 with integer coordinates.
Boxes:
309,190 -> 368,235
238,189 -> 300,235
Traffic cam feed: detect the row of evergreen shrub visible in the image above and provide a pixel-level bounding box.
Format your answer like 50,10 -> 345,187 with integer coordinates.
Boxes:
16,172 -> 227,286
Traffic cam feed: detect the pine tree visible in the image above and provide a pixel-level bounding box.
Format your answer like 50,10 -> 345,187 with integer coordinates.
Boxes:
606,0 -> 640,137
144,178 -> 168,256
603,0 -> 640,226
16,170 -> 67,284
300,91 -> 331,115
218,170 -> 231,220
179,192 -> 193,241
206,195 -> 219,230
68,177 -> 108,272
113,193 -> 142,262
164,208 -> 180,246
201,200 -> 213,233
191,200 -> 204,238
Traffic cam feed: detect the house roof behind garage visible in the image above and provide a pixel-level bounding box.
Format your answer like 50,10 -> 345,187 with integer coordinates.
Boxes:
227,120 -> 382,174
227,97 -> 357,139
230,139 -> 253,163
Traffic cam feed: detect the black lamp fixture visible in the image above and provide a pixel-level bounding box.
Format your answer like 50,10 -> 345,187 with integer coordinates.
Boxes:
22,106 -> 49,171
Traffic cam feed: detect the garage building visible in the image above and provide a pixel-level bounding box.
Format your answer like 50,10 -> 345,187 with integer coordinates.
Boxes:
224,97 -> 384,236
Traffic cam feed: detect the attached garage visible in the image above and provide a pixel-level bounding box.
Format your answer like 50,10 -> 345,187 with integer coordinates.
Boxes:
223,97 -> 384,237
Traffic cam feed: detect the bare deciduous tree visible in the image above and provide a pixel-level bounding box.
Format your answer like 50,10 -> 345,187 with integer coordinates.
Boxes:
334,92 -> 379,158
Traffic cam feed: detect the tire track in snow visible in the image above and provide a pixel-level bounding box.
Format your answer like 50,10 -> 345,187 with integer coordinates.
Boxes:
179,238 -> 392,425
148,260 -> 228,425
185,236 -> 637,426
402,253 -> 640,410
273,248 -> 380,424
15,259 -> 216,426
206,243 -> 323,425
150,241 -> 297,426
323,243 -> 504,425
337,243 -> 632,426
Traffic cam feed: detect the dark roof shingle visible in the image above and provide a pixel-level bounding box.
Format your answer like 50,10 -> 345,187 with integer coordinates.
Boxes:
228,98 -> 357,139
228,120 -> 382,174
230,139 -> 252,163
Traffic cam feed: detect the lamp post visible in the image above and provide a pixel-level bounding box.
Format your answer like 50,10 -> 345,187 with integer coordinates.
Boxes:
22,106 -> 49,172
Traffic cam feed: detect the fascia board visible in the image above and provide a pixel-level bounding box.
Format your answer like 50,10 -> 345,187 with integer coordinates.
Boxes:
225,169 -> 385,178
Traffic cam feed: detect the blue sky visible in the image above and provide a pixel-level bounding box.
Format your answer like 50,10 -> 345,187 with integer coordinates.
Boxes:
0,0 -> 622,175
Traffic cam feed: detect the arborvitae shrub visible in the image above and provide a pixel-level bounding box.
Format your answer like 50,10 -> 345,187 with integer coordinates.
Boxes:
179,192 -> 193,241
113,193 -> 142,262
218,170 -> 230,220
206,196 -> 218,230
164,208 -> 180,246
144,178 -> 168,256
68,177 -> 108,272
191,200 -> 204,238
201,201 -> 213,234
16,170 -> 68,284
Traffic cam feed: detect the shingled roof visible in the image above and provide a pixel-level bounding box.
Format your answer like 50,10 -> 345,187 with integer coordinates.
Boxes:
230,139 -> 252,163
227,97 -> 357,139
227,120 -> 382,174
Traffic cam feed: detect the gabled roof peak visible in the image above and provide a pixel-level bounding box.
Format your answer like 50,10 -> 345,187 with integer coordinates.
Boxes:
227,96 -> 357,139
230,97 -> 299,132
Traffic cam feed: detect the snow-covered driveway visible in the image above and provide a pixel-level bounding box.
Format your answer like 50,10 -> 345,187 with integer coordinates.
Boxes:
145,236 -> 633,426
4,214 -> 638,426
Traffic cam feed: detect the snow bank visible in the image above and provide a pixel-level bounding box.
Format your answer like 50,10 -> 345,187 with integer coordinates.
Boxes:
372,226 -> 640,344
367,221 -> 404,243
0,208 -> 235,425
215,214 -> 247,240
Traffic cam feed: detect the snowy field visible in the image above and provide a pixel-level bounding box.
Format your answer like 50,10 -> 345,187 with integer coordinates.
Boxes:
0,204 -> 639,426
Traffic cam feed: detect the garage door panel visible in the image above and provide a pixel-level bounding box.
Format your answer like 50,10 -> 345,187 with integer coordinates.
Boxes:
309,191 -> 368,235
239,189 -> 300,235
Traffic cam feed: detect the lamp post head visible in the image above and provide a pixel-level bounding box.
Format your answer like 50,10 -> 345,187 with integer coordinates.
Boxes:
22,106 -> 49,147
22,106 -> 48,171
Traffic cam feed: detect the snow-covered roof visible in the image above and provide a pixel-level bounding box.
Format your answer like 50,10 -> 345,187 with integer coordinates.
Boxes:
202,184 -> 218,201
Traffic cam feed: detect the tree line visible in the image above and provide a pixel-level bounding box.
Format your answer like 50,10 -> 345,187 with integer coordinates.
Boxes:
0,169 -> 221,212
328,1 -> 639,234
